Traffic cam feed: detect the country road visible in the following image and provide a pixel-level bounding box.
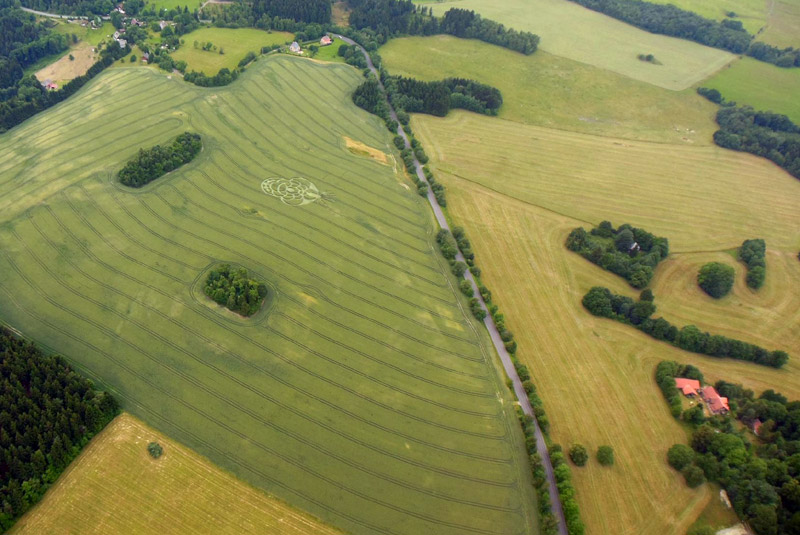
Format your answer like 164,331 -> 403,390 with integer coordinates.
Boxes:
338,34 -> 569,535
21,6 -> 110,20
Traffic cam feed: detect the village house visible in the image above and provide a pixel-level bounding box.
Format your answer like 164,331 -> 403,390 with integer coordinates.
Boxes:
159,20 -> 170,30
40,79 -> 58,91
700,386 -> 730,415
752,419 -> 763,436
675,378 -> 700,397
320,35 -> 332,46
289,42 -> 301,53
141,52 -> 150,63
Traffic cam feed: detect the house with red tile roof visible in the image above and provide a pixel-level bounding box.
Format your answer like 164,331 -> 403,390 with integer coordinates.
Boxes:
675,378 -> 701,397
752,419 -> 763,436
700,386 -> 730,414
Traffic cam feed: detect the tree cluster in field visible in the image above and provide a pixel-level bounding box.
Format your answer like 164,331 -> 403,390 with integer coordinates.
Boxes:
516,407 -> 560,534
739,239 -> 766,289
383,74 -> 503,117
565,221 -> 670,288
582,286 -> 789,367
147,442 -> 163,459
636,53 -> 660,64
697,261 -> 735,298
0,36 -> 128,134
663,364 -> 800,535
0,328 -> 119,532
549,444 -> 586,535
184,67 -> 239,87
747,41 -> 800,68
655,360 -> 704,417
203,264 -> 268,317
251,0 -> 331,24
118,132 -> 202,188
347,1 -> 539,55
712,105 -> 800,180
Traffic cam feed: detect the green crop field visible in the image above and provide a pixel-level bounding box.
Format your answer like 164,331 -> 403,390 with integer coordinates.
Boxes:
702,57 -> 800,122
413,111 -> 800,535
0,56 -> 537,535
413,0 -> 734,89
171,28 -> 293,73
380,36 -> 719,143
11,413 -> 342,535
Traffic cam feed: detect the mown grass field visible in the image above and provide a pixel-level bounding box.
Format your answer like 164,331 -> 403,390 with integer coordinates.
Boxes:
171,28 -> 292,73
413,111 -> 800,535
647,0 -> 765,34
11,413 -> 342,535
380,36 -> 719,143
413,0 -> 734,89
702,57 -> 800,122
761,0 -> 800,47
35,43 -> 96,86
312,38 -> 346,63
0,57 -> 537,535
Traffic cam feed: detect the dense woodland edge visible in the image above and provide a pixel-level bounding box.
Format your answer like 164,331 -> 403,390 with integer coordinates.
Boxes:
0,328 -> 119,531
657,361 -> 800,535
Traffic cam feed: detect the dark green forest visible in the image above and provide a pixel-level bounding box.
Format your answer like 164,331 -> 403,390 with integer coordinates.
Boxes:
565,221 -> 669,288
118,132 -> 202,188
659,361 -> 800,535
203,264 -> 269,317
251,0 -> 331,23
0,328 -> 119,531
582,287 -> 789,368
713,106 -> 800,180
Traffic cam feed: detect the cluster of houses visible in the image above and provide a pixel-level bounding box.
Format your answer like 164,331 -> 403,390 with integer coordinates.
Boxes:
675,378 -> 730,415
288,35 -> 334,55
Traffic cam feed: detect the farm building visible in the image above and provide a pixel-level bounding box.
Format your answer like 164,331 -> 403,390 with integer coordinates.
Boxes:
752,419 -> 763,436
289,42 -> 301,53
320,35 -> 332,46
700,386 -> 729,415
40,79 -> 59,91
675,378 -> 700,397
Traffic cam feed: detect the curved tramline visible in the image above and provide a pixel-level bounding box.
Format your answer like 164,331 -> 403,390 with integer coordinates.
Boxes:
0,57 -> 538,534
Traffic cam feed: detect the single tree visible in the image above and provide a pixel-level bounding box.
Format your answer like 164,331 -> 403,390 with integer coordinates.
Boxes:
147,442 -> 163,459
697,262 -> 735,298
667,443 -> 694,470
596,445 -> 614,466
569,444 -> 589,467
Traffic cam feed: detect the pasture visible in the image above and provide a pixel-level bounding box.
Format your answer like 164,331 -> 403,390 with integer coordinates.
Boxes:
413,111 -> 800,535
380,36 -> 719,143
10,413 -> 342,535
702,57 -> 800,122
35,43 -> 96,86
171,28 -> 292,73
761,0 -> 800,47
412,0 -> 734,90
0,57 -> 537,535
647,0 -> 766,34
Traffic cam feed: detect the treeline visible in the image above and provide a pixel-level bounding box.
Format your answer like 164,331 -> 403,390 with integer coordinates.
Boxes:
713,106 -> 800,180
663,364 -> 800,535
0,328 -> 119,531
184,67 -> 238,87
384,75 -> 502,117
251,0 -> 331,23
348,1 -> 539,55
565,221 -> 669,288
582,286 -> 789,368
567,0 -> 751,53
204,264 -> 268,316
118,132 -> 202,188
747,41 -> 800,68
739,239 -> 766,289
0,39 -> 128,133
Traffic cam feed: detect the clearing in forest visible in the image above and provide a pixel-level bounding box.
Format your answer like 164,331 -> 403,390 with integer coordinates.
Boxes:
10,413 -> 342,535
0,56 -> 537,535
413,111 -> 800,535
380,35 -> 719,143
170,28 -> 292,73
702,57 -> 800,123
412,0 -> 734,89
35,43 -> 97,87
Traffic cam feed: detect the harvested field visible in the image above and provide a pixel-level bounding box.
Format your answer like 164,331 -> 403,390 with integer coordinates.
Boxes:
412,0 -> 735,89
10,413 -> 342,535
380,36 -> 719,143
413,111 -> 800,535
0,57 -> 537,535
35,43 -> 96,86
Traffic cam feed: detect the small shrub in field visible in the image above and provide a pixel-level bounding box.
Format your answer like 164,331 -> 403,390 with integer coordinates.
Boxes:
597,445 -> 614,466
148,442 -> 163,459
569,444 -> 588,466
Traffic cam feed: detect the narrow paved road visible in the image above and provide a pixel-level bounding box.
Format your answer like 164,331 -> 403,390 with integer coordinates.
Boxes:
338,35 -> 569,535
21,7 -> 110,20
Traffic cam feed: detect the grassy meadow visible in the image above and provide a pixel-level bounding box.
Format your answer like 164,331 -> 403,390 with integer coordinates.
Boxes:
761,0 -> 800,47
380,36 -> 719,143
171,28 -> 292,73
413,111 -> 800,535
702,57 -> 800,122
11,413 -> 342,535
413,0 -> 734,89
647,0 -> 766,33
0,57 -> 537,535
312,38 -> 347,63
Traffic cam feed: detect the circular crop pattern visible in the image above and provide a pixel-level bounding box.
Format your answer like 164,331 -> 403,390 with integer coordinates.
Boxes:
260,177 -> 334,206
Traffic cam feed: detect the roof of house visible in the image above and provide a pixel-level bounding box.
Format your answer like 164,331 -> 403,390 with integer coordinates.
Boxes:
753,419 -> 763,435
701,386 -> 729,413
320,35 -> 332,44
675,378 -> 700,396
